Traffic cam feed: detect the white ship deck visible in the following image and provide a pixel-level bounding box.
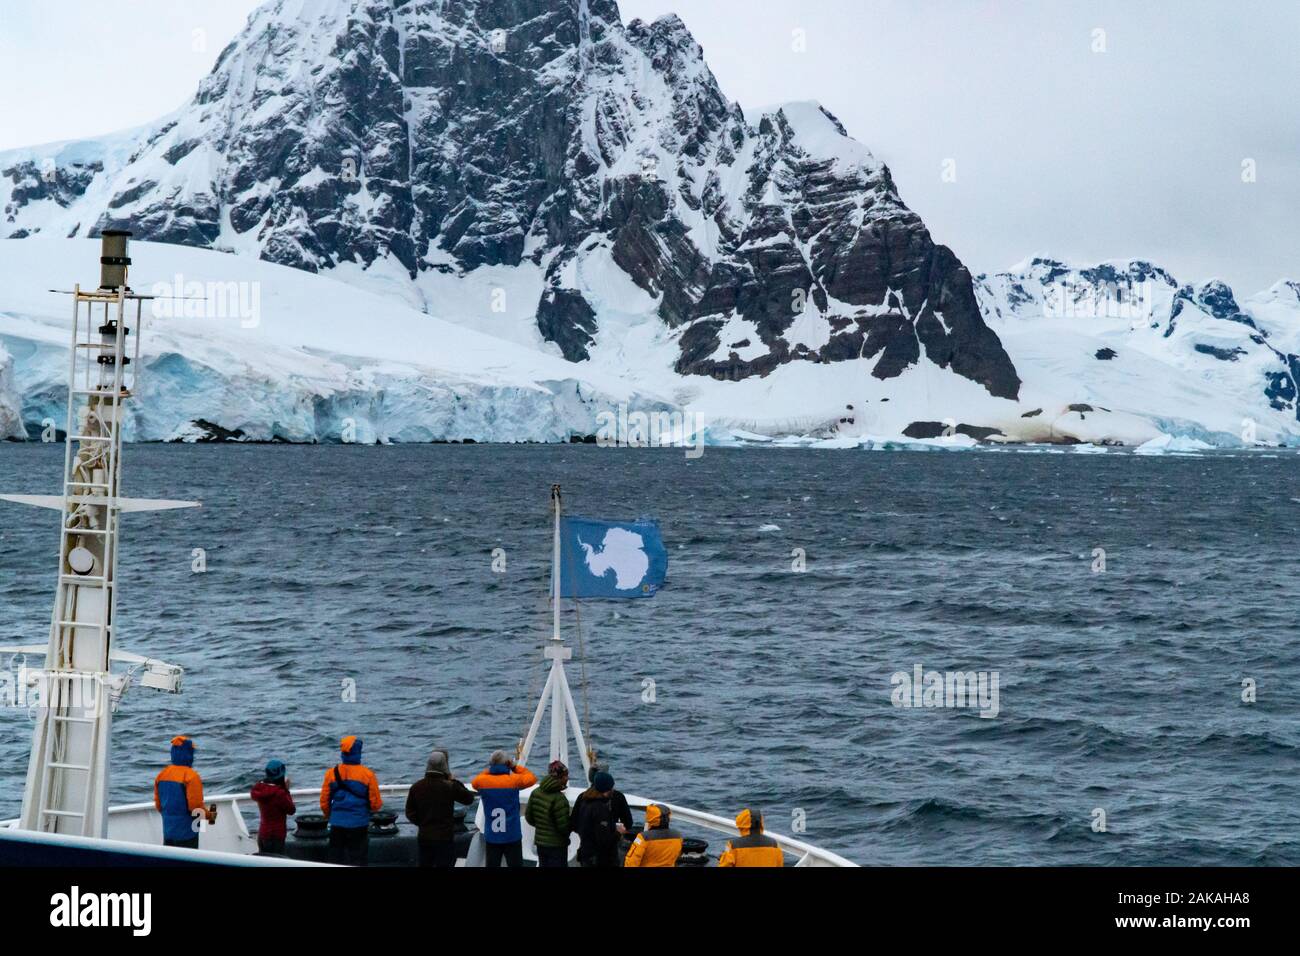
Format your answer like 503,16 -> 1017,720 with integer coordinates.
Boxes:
2,784 -> 856,867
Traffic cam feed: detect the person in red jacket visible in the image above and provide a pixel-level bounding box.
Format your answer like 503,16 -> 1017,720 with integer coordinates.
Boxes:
250,759 -> 296,855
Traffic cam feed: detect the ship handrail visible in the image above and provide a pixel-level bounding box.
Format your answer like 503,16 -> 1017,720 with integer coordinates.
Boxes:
5,783 -> 856,867
618,793 -> 858,867
0,819 -> 321,866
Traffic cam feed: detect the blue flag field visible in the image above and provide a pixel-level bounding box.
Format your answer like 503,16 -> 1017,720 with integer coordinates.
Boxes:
555,517 -> 668,598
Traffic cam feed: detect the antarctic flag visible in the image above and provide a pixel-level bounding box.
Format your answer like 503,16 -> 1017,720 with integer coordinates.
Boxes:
556,517 -> 668,598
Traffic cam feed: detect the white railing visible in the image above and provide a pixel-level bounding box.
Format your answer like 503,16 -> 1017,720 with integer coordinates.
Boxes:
0,822 -> 310,866
89,784 -> 418,854
620,793 -> 857,867
4,783 -> 857,867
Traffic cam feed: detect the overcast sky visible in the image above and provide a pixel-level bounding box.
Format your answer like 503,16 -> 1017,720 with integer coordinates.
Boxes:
1,0 -> 1295,293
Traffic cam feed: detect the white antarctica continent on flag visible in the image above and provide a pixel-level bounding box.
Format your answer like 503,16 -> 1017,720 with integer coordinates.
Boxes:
579,528 -> 649,590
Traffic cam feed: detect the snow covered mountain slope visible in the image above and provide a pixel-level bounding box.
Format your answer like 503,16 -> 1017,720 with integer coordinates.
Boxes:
0,0 -> 1020,407
0,238 -> 670,442
975,259 -> 1300,446
2,238 -> 1296,446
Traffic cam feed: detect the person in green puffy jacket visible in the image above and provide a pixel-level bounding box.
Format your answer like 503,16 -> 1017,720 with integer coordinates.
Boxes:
525,760 -> 571,867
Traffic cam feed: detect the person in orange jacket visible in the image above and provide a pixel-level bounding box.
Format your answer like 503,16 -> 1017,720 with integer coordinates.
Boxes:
718,808 -> 785,867
623,803 -> 683,868
319,735 -> 382,866
153,735 -> 215,849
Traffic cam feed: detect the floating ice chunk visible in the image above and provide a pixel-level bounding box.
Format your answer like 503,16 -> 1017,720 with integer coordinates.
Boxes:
1133,434 -> 1214,456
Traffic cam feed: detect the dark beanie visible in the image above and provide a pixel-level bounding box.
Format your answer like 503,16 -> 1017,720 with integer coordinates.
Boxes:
592,771 -> 614,793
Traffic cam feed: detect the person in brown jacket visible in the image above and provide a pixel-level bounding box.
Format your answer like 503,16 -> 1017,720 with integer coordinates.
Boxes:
404,747 -> 474,867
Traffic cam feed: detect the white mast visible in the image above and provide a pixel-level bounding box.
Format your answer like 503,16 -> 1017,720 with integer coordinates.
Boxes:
517,484 -> 592,781
0,232 -> 193,839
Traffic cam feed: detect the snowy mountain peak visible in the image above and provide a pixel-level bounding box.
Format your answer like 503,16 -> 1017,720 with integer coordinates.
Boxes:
1258,278 -> 1300,308
1191,278 -> 1253,326
977,257 -> 1300,441
1,0 -> 1019,402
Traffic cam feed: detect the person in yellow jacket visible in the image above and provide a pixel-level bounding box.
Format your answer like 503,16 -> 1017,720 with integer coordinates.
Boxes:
718,808 -> 785,867
623,803 -> 682,867
319,735 -> 383,866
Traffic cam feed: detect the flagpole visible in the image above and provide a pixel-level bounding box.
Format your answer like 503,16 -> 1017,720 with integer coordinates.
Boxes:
517,485 -> 590,778
548,484 -> 568,767
551,484 -> 562,643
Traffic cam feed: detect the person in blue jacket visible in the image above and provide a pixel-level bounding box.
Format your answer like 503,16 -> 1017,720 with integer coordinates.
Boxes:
153,735 -> 215,848
319,735 -> 382,866
471,750 -> 537,867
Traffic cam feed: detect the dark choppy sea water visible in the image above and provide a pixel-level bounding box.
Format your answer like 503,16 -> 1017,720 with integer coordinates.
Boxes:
0,443 -> 1297,865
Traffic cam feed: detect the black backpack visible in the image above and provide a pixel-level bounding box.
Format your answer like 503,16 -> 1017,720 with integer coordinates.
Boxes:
581,795 -> 618,853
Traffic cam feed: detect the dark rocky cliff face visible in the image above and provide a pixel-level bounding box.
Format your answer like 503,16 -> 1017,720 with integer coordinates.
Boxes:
673,107 -> 1018,397
0,0 -> 1020,400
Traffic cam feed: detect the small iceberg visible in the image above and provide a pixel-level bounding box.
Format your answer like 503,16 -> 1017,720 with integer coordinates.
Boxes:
1134,434 -> 1214,456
